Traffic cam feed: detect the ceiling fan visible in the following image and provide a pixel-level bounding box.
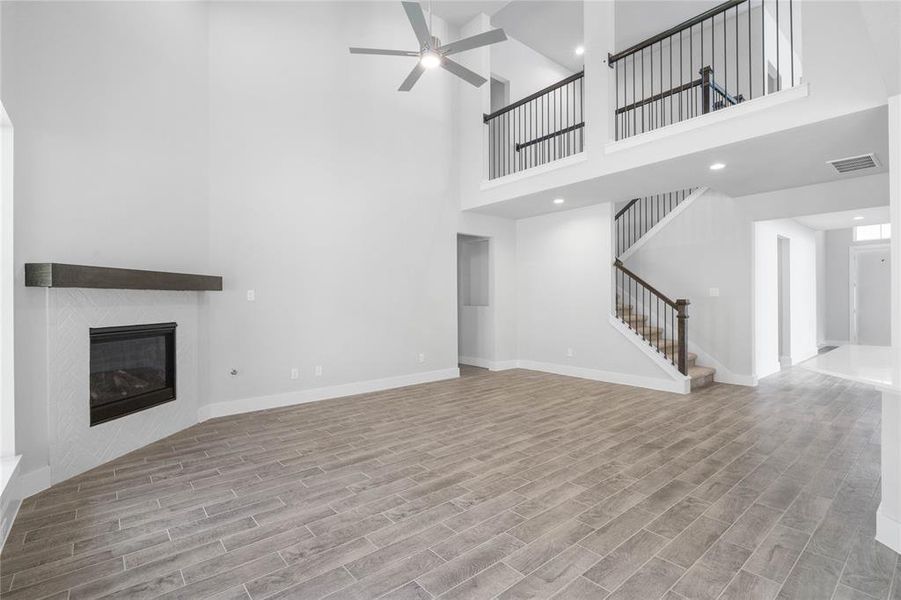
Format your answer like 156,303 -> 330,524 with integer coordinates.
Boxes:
349,1 -> 507,91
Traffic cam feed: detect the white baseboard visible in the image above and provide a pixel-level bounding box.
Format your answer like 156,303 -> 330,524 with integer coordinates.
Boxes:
489,360 -> 518,372
459,357 -> 518,372
757,361 -> 782,380
0,455 -> 21,551
199,368 -> 460,421
516,359 -> 689,394
16,465 -> 51,498
618,187 -> 708,262
608,315 -> 690,394
688,342 -> 758,387
459,356 -> 492,369
877,504 -> 901,555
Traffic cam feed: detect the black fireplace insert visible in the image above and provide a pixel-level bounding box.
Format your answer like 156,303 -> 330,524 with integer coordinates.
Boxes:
89,322 -> 176,425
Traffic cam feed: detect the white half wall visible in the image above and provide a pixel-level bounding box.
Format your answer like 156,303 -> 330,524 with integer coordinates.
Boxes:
754,218 -> 819,378
516,203 -> 683,391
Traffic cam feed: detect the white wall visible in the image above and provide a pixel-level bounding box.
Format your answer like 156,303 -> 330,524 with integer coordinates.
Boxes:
516,203 -> 681,391
490,35 -> 572,105
815,230 -> 826,344
2,2 -> 210,477
204,2 -> 461,413
625,189 -> 755,380
823,228 -> 854,343
754,218 -> 818,378
891,95 -> 900,347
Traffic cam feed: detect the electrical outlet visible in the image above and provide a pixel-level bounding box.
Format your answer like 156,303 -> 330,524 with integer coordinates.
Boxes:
246,290 -> 255,301
314,365 -> 323,376
418,353 -> 425,364
567,348 -> 574,357
290,368 -> 299,380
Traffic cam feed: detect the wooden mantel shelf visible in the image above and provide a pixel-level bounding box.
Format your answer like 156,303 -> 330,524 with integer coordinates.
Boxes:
25,263 -> 223,291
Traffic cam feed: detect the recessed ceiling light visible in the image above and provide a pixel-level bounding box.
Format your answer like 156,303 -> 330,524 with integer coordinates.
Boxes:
853,216 -> 865,221
574,46 -> 585,56
709,163 -> 726,171
553,198 -> 565,205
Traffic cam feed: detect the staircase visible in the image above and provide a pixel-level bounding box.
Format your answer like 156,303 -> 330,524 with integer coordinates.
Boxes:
614,191 -> 716,391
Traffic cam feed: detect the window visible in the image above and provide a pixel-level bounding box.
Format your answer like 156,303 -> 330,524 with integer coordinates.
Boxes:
854,223 -> 891,242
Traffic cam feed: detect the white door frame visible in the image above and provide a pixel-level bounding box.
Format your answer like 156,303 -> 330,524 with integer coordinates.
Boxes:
849,242 -> 891,344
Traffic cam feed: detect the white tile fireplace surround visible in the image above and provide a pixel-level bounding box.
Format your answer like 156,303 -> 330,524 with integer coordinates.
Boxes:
45,288 -> 201,484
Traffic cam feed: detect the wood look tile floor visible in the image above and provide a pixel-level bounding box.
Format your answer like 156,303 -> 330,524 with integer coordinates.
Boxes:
1,367 -> 897,600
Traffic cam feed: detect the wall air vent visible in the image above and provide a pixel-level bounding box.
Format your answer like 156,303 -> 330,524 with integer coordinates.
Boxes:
826,153 -> 880,174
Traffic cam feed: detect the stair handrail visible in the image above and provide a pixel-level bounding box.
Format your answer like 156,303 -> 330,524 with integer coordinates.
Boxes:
614,259 -> 690,374
614,189 -> 695,257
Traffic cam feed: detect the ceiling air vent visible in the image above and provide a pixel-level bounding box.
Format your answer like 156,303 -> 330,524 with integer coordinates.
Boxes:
827,153 -> 880,174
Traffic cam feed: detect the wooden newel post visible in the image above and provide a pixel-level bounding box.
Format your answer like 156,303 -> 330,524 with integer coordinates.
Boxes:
700,66 -> 712,114
676,299 -> 690,375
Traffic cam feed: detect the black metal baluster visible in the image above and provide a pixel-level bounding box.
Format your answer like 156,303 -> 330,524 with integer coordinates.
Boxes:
723,10 -> 727,97
641,48 -> 645,133
762,0 -> 766,95
790,0 -> 794,86
748,0 -> 752,99
735,5 -> 739,99
776,0 -> 780,91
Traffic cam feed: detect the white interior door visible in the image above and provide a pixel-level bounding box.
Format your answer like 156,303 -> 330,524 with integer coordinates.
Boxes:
851,244 -> 891,346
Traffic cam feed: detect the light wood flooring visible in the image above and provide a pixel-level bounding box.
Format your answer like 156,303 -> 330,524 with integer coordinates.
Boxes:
0,367 -> 896,600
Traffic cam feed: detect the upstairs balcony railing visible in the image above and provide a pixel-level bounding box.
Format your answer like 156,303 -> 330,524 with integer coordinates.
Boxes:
609,0 -> 797,140
483,71 -> 584,180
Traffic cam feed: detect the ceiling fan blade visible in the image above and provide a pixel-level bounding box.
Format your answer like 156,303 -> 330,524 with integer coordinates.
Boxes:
441,58 -> 487,88
440,29 -> 508,56
398,63 -> 426,91
401,1 -> 431,47
349,47 -> 418,57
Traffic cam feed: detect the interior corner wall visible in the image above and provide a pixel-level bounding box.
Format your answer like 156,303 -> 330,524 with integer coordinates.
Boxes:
515,203 -> 677,388
625,189 -> 755,380
823,228 -> 854,344
2,1 -> 210,478
754,219 -> 819,379
204,2 -> 460,413
489,36 -> 572,105
815,230 -> 826,345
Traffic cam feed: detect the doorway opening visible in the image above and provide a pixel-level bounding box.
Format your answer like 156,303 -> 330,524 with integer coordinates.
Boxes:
490,76 -> 510,113
777,236 -> 791,368
457,234 -> 491,375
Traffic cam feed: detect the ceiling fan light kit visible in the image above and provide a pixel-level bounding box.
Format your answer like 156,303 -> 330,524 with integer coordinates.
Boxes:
349,1 -> 507,91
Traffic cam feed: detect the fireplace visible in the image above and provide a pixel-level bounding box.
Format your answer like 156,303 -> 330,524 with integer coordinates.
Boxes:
89,322 -> 176,425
